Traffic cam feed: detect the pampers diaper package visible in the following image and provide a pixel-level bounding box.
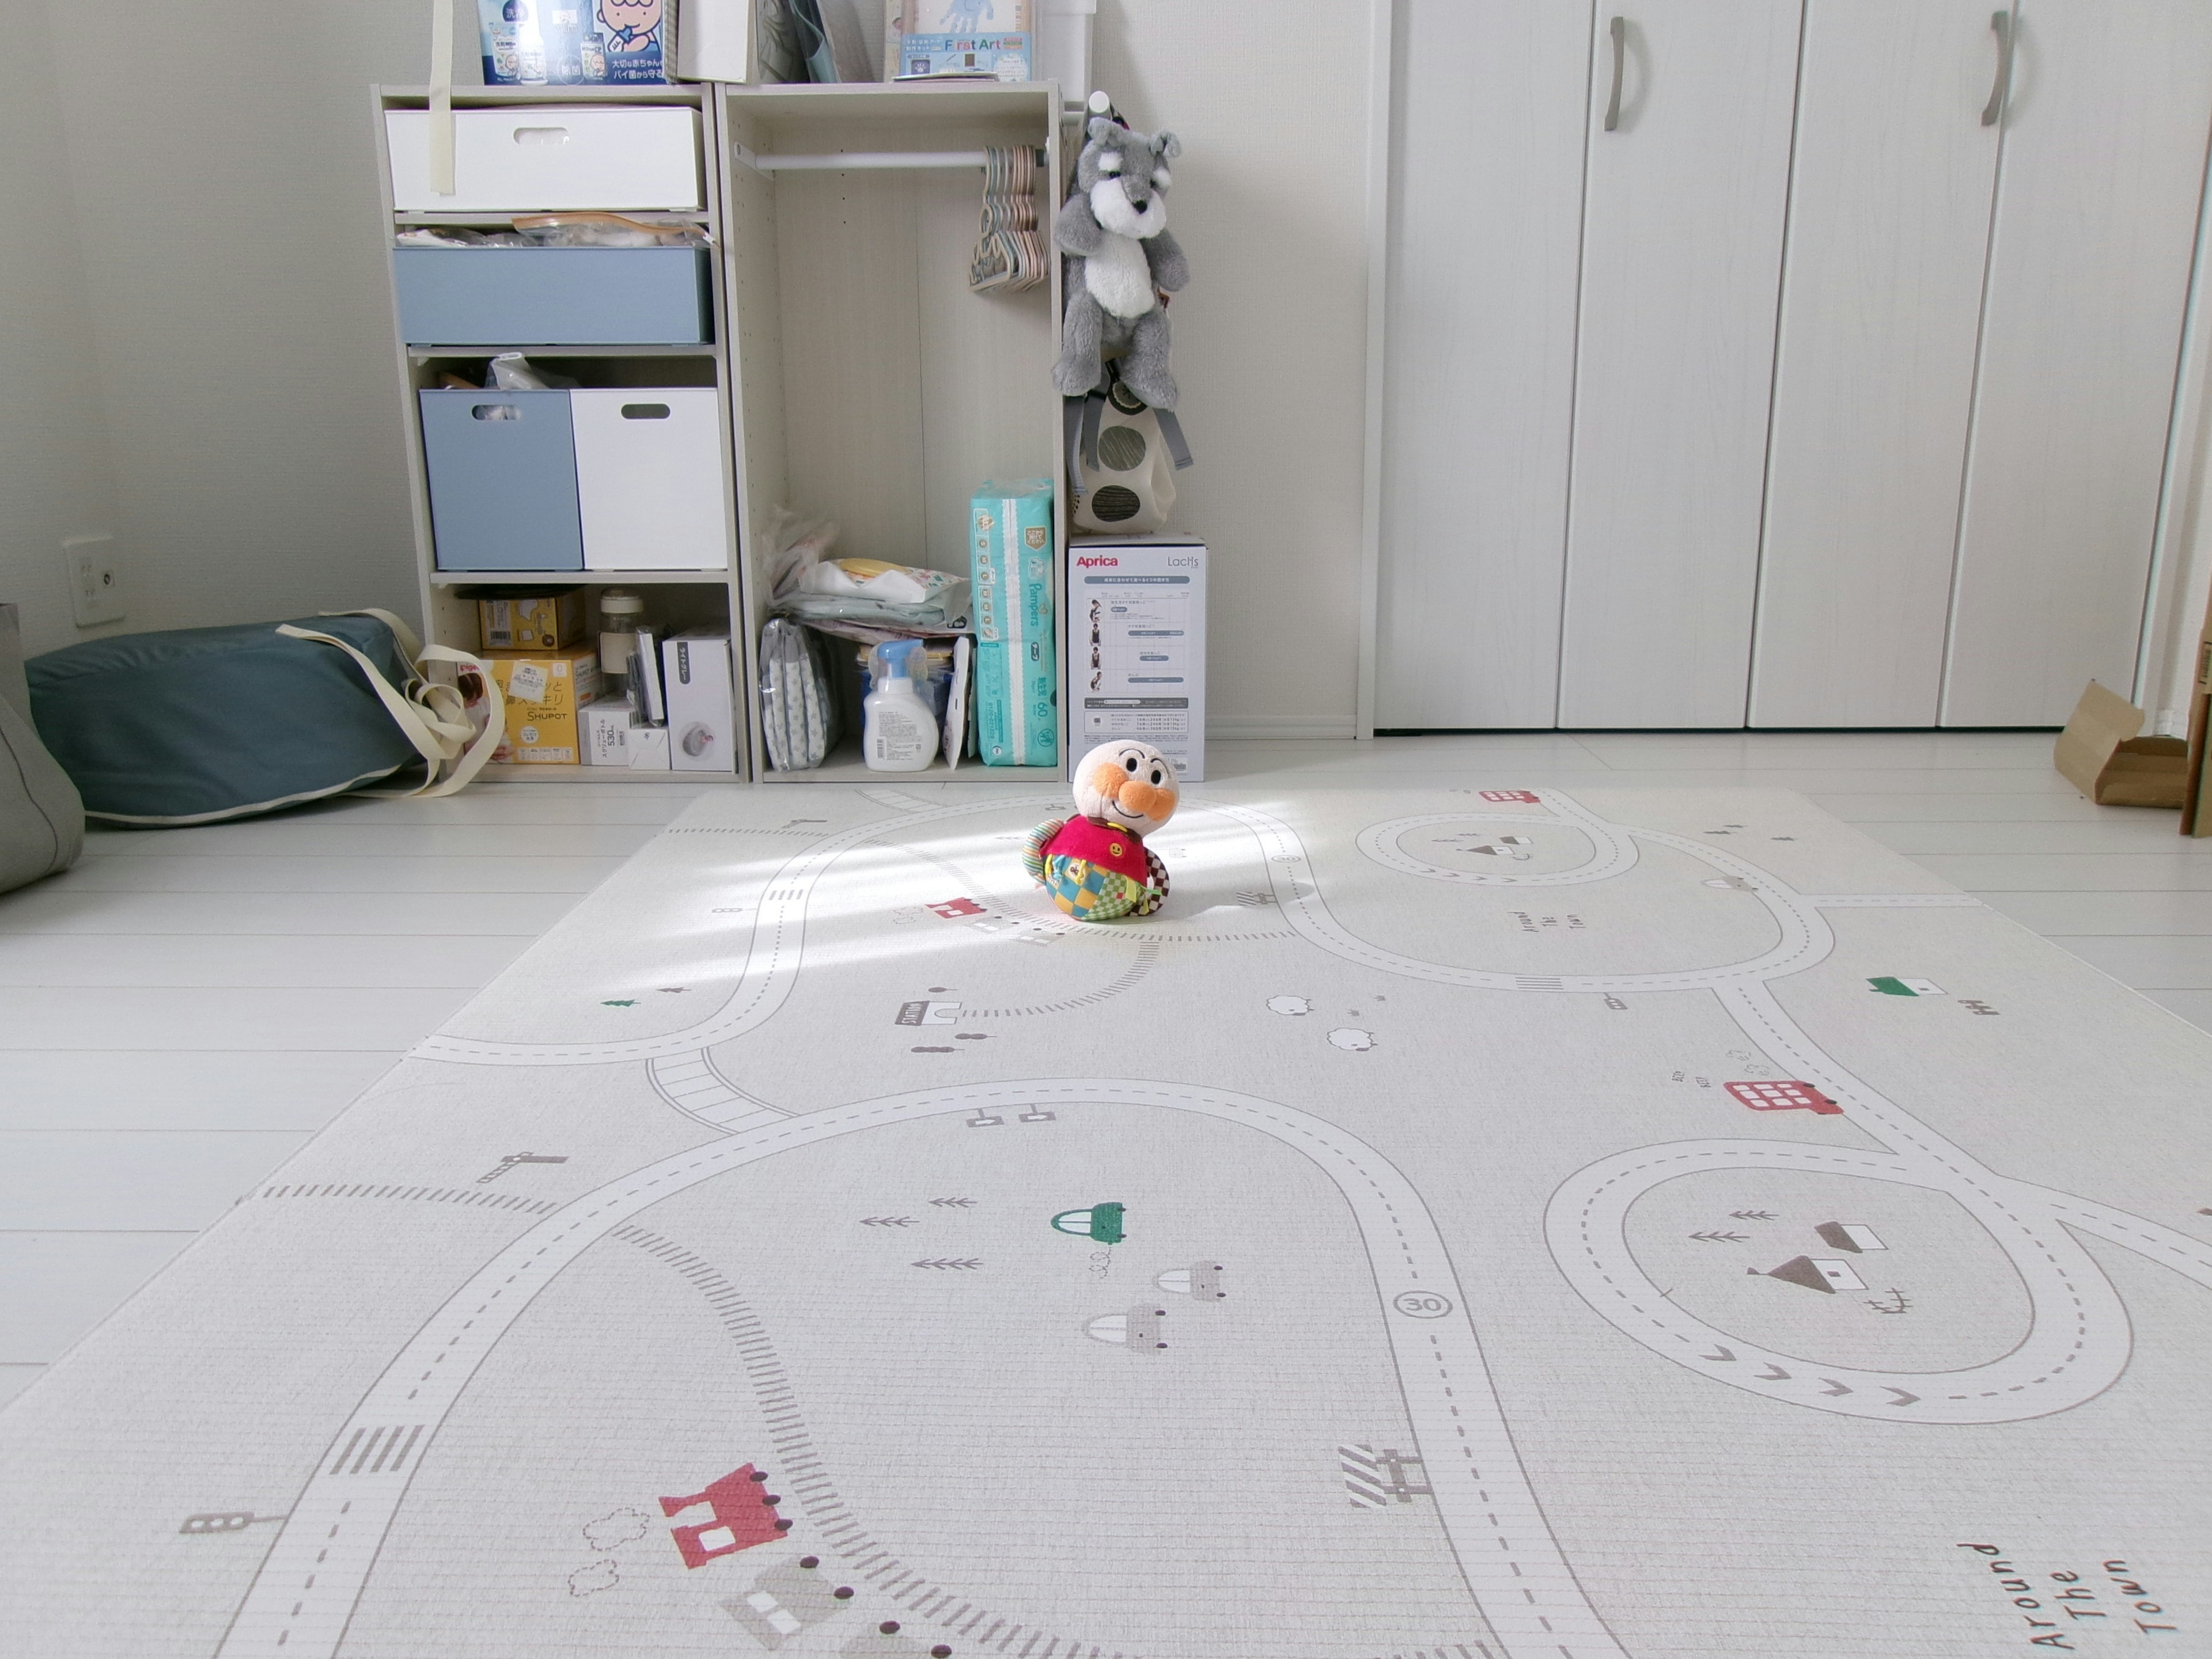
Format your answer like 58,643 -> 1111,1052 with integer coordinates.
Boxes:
970,479 -> 1058,767
479,0 -> 669,85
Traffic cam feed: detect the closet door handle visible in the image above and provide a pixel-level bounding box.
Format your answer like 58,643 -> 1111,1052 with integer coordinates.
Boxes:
1604,16 -> 1627,132
1982,10 -> 2014,126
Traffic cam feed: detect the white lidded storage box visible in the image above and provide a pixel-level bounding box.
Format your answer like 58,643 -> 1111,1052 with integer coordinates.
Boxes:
570,388 -> 728,570
385,107 -> 702,213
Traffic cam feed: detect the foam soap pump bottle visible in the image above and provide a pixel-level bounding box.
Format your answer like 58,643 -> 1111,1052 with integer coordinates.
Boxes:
863,639 -> 938,772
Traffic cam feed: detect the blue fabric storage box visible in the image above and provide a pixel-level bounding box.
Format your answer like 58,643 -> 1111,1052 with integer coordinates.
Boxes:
420,389 -> 586,571
393,247 -> 711,346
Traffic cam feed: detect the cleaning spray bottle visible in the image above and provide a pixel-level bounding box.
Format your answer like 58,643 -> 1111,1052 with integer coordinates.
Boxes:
863,639 -> 939,772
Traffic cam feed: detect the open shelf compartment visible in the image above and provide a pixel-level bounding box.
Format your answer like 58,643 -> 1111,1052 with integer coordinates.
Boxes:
718,82 -> 1069,783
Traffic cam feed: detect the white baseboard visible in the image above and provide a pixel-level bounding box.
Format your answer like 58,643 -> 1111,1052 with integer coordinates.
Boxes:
1207,717 -> 1359,741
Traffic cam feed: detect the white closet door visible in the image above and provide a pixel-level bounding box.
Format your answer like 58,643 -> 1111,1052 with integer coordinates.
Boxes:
1376,1 -> 1593,729
1942,0 -> 2212,725
1748,2 -> 2007,728
1556,2 -> 1801,728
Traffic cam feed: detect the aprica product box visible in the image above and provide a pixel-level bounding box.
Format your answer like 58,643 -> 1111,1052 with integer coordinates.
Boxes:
971,479 -> 1054,644
885,0 -> 1031,81
1069,533 -> 1206,781
486,645 -> 601,764
476,587 -> 585,652
478,0 -> 669,86
974,637 -> 1058,768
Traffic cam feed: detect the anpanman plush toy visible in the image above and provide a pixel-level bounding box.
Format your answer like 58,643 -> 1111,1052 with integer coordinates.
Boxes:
1022,740 -> 1179,921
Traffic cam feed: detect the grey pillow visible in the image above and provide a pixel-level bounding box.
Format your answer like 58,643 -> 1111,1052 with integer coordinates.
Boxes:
0,689 -> 83,892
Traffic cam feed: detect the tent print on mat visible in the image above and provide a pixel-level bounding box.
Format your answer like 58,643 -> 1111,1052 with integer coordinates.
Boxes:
1868,976 -> 1945,997
1753,1256 -> 1868,1294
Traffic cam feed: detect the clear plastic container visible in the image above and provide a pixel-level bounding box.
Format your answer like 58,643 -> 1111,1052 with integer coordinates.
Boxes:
597,589 -> 653,684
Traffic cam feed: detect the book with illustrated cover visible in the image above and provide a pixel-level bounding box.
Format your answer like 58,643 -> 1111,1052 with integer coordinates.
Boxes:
884,0 -> 1032,81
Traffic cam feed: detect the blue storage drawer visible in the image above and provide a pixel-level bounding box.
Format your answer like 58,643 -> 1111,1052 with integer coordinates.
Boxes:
394,247 -> 712,346
419,390 -> 585,571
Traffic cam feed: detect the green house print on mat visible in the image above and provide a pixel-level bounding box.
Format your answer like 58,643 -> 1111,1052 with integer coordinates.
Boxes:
1868,976 -> 1944,997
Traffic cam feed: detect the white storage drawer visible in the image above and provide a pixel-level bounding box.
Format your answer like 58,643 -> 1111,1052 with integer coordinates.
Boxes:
386,107 -> 702,212
571,388 -> 728,570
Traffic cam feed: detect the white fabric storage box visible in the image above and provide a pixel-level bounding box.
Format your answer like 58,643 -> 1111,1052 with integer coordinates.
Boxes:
571,388 -> 728,570
385,107 -> 702,213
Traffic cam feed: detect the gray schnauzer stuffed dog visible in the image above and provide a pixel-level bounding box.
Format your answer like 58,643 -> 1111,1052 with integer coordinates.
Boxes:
1052,117 -> 1189,408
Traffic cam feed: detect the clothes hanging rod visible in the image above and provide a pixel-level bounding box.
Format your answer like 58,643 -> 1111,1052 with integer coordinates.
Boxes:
732,143 -> 1044,173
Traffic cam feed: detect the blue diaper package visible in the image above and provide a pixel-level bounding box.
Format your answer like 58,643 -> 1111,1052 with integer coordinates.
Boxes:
478,0 -> 668,85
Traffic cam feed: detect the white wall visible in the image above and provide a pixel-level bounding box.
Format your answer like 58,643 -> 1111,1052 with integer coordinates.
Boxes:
2147,358 -> 2212,733
13,1 -> 1381,736
1093,1 -> 1378,738
32,1 -> 482,645
0,2 -> 122,660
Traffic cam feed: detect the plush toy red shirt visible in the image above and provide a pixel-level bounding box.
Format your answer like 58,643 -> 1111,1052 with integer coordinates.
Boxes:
1037,814 -> 1152,884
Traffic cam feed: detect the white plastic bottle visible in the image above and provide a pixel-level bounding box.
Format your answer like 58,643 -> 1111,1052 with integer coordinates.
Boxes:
863,640 -> 939,772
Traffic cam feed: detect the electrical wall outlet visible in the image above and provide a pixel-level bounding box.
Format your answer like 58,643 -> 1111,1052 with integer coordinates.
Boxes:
63,534 -> 126,627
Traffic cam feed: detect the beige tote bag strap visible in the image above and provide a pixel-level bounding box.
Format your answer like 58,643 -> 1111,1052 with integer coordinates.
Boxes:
274,624 -> 504,799
414,642 -> 506,796
310,609 -> 501,791
317,607 -> 427,665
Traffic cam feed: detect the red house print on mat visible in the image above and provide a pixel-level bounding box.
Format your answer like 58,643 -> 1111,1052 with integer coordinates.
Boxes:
660,1464 -> 789,1567
1479,790 -> 1541,804
929,897 -> 986,918
1725,1080 -> 1842,1116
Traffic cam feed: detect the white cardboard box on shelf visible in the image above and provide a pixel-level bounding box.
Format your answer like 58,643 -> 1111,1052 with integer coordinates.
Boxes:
581,699 -> 675,770
1067,533 -> 1206,782
571,389 -> 728,570
384,107 -> 703,214
662,630 -> 738,774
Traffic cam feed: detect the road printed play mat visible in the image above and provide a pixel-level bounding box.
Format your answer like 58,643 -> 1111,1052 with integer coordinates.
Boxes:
5,785 -> 2208,1659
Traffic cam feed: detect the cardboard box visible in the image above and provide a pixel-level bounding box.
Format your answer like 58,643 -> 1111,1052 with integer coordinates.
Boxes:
974,637 -> 1058,768
486,646 -> 601,764
885,0 -> 1032,81
476,588 -> 586,652
2186,589 -> 2212,835
1067,533 -> 1206,781
580,696 -> 672,771
475,0 -> 668,85
2054,679 -> 2187,808
662,629 -> 737,774
971,479 -> 1054,644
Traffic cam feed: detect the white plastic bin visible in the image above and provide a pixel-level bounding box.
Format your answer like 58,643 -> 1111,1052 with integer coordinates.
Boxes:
385,107 -> 702,213
570,388 -> 728,570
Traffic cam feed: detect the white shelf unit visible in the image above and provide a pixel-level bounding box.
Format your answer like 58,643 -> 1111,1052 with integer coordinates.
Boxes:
374,82 -> 749,778
715,82 -> 1068,782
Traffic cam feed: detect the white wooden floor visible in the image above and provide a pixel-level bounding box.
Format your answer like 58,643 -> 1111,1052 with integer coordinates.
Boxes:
5,730 -> 2209,1407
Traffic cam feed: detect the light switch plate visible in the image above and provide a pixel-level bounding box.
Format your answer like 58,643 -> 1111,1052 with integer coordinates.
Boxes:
64,534 -> 126,627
